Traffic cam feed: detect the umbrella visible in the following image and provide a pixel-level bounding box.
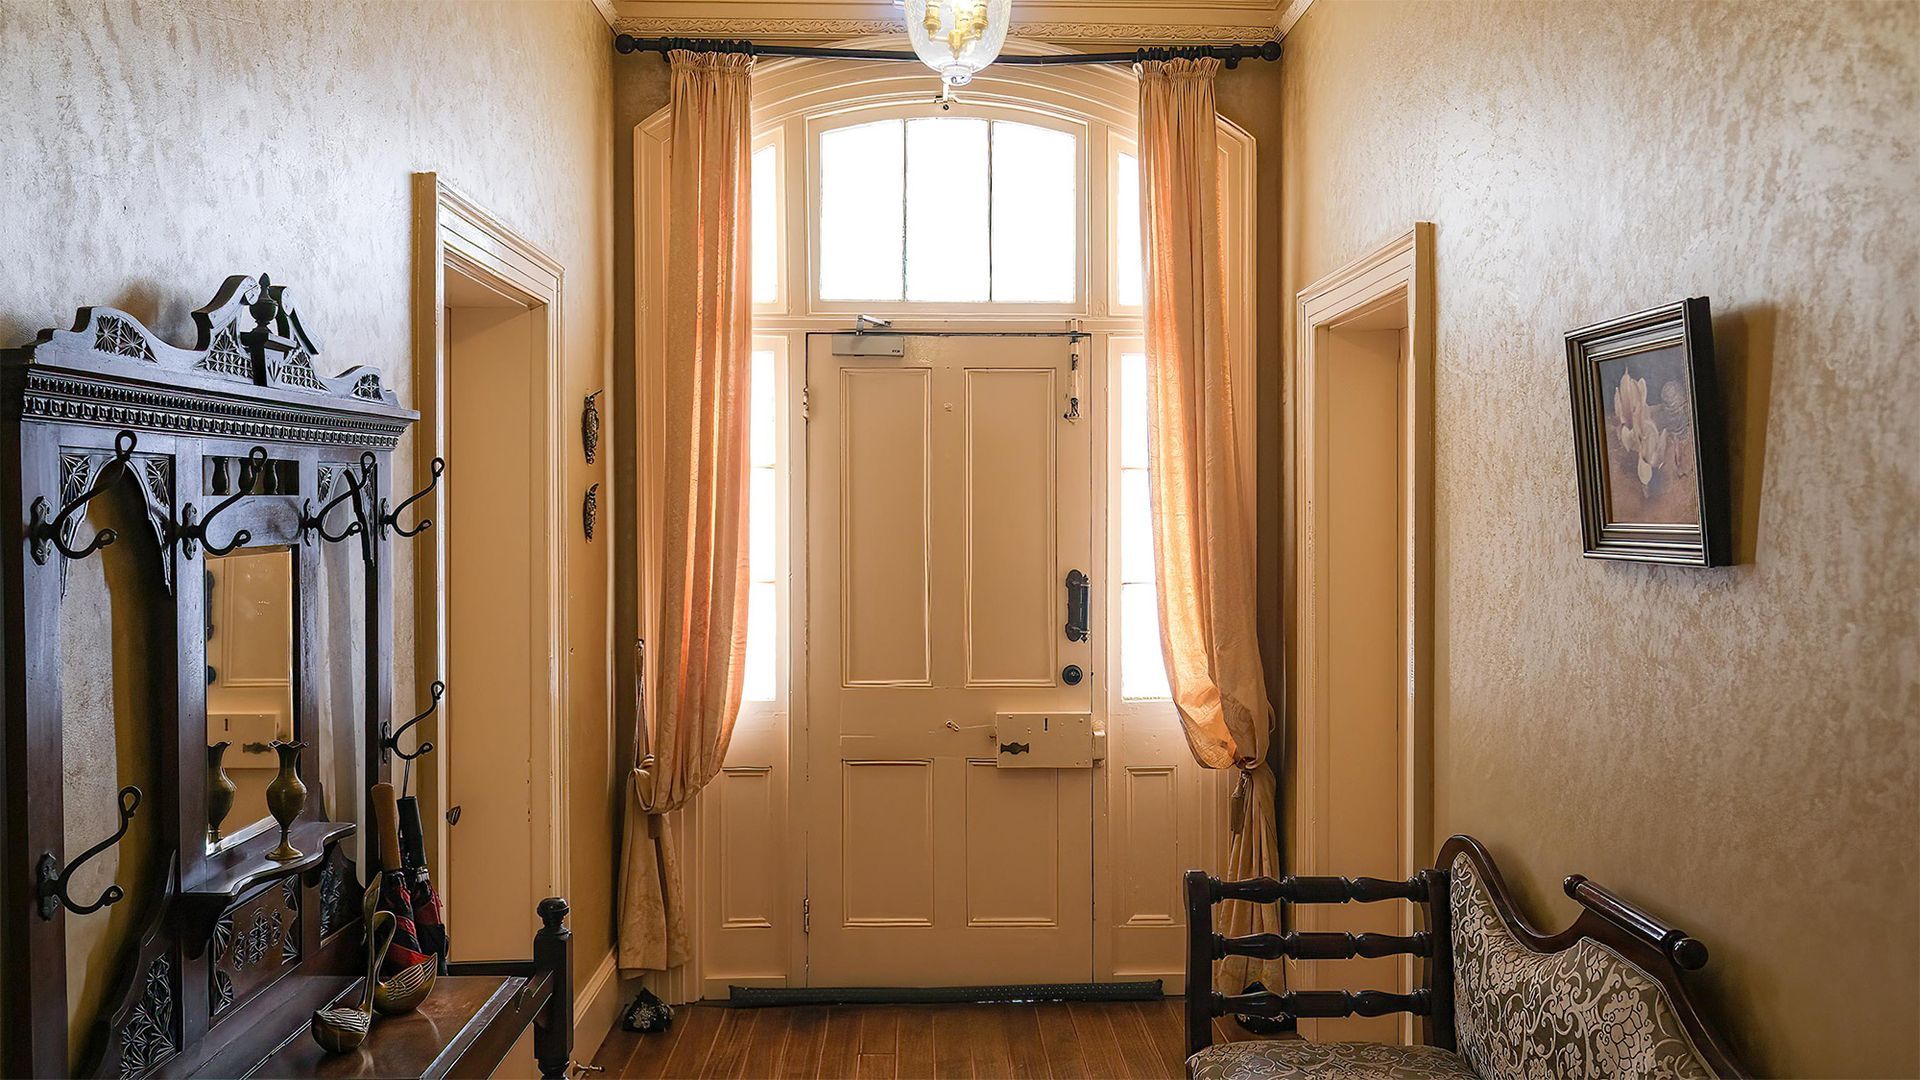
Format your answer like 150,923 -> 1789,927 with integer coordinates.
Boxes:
371,783 -> 433,976
397,792 -> 447,972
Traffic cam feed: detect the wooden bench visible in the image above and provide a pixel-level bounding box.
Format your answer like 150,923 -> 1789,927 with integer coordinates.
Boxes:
1183,834 -> 1747,1078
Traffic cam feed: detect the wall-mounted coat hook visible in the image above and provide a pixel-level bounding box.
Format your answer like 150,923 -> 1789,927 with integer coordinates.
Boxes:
38,786 -> 141,919
28,429 -> 138,564
383,680 -> 445,764
173,446 -> 265,558
383,458 -> 444,539
300,465 -> 366,546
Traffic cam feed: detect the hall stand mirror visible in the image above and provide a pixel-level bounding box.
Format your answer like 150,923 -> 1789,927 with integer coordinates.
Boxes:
1,275 -> 573,1078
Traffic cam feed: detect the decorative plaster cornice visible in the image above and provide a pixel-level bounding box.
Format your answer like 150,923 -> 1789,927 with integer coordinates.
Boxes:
612,16 -> 1280,45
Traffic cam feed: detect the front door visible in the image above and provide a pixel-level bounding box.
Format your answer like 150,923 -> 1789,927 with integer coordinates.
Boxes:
804,332 -> 1095,985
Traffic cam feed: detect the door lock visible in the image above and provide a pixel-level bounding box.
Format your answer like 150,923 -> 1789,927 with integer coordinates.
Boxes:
1061,664 -> 1083,686
998,742 -> 1031,756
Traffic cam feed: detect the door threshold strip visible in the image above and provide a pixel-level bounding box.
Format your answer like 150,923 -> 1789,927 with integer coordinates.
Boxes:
727,981 -> 1163,1007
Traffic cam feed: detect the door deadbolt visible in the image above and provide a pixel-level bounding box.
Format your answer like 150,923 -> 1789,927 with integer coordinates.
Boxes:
1061,664 -> 1084,686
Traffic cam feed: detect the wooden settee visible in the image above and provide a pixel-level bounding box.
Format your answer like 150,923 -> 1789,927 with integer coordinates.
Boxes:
1183,835 -> 1747,1078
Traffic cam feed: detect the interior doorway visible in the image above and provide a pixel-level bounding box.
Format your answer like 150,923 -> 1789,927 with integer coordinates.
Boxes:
412,175 -> 569,964
442,268 -> 545,961
1292,224 -> 1435,1042
802,331 -> 1095,985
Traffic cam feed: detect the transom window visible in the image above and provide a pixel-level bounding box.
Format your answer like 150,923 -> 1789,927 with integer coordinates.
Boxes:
816,116 -> 1080,304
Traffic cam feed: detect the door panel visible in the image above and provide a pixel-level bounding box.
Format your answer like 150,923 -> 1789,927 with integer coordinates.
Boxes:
962,367 -> 1057,687
840,368 -> 933,687
807,333 -> 1093,986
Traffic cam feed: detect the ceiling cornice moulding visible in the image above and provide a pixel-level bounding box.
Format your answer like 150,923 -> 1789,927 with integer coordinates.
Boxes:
611,17 -> 1282,46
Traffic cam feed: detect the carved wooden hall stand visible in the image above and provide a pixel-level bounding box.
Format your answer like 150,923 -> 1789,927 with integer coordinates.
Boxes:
1,276 -> 572,1077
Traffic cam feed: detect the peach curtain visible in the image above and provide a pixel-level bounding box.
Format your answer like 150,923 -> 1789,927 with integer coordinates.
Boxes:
1137,57 -> 1282,994
619,49 -> 755,975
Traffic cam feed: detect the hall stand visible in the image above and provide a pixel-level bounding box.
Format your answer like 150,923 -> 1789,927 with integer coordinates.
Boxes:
0,275 -> 572,1077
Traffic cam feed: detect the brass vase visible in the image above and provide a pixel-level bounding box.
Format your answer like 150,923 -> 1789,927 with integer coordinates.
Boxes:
206,741 -> 236,845
264,739 -> 307,862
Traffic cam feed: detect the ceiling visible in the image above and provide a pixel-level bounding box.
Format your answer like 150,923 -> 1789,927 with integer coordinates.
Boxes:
599,0 -> 1315,45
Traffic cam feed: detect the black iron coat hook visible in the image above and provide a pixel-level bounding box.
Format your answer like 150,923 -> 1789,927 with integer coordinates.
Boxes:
383,457 -> 445,539
38,786 -> 141,919
383,680 -> 445,764
173,446 -> 266,558
28,429 -> 138,564
299,464 -> 366,546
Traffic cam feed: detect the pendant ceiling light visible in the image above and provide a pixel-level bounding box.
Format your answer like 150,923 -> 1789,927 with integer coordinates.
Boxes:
904,0 -> 1013,91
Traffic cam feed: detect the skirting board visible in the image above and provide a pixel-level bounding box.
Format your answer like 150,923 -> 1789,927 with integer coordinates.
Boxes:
729,981 -> 1164,1007
574,951 -> 623,1066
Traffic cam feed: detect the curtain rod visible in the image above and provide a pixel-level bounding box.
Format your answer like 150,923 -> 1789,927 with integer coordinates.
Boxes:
614,35 -> 1282,68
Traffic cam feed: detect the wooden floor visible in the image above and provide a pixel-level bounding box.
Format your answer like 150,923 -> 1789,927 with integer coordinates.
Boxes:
594,1000 -> 1267,1079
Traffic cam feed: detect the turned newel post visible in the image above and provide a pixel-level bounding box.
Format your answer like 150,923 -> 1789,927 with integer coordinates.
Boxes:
533,896 -> 574,1079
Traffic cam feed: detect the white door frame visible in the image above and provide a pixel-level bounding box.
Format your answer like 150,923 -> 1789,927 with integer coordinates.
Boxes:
410,173 -> 571,947
1291,223 -> 1435,1036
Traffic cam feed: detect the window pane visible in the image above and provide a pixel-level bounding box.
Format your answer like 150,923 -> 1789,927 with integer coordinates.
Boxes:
819,120 -> 905,301
750,349 -> 777,467
752,145 -> 778,304
1120,582 -> 1171,700
749,467 -> 775,581
1116,151 -> 1142,308
990,122 -> 1077,302
905,118 -> 990,302
742,581 -> 776,701
1119,351 -> 1150,469
1119,469 -> 1154,584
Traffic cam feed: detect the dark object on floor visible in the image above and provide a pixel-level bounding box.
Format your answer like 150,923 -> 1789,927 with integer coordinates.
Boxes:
622,988 -> 676,1033
1230,982 -> 1292,1035
729,980 -> 1162,1008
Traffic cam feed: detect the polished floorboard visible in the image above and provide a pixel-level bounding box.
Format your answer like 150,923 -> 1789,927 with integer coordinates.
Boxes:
593,999 -> 1269,1079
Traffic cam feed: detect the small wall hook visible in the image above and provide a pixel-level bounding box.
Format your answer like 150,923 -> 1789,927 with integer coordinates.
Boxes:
383,457 -> 445,539
175,446 -> 266,558
38,786 -> 141,919
383,680 -> 445,764
28,429 -> 138,564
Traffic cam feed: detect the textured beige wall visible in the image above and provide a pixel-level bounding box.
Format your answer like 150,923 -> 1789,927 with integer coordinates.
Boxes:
1279,2 -> 1918,1076
0,0 -> 619,1023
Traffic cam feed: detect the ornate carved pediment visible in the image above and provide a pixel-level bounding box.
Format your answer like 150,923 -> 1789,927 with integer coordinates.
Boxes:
3,274 -> 414,448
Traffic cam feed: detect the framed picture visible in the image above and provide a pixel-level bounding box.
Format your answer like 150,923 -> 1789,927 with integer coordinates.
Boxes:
1565,297 -> 1730,566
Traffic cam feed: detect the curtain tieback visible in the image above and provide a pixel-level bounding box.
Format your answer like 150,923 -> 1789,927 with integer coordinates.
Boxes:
633,754 -> 658,813
1229,765 -> 1252,835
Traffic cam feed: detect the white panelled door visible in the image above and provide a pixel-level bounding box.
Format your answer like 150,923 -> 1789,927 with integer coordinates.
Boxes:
804,333 -> 1095,985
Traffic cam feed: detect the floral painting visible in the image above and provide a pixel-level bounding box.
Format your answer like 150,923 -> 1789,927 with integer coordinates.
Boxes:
1566,297 -> 1728,565
1598,345 -> 1699,526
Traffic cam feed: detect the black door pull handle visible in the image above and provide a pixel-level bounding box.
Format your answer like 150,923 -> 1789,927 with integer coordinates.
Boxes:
1064,570 -> 1089,642
999,742 -> 1031,756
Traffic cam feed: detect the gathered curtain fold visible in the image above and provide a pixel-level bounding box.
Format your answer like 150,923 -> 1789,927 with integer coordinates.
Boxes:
619,48 -> 756,976
1136,57 -> 1283,994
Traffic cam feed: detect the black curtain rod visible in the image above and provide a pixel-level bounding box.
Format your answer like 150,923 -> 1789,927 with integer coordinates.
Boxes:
614,34 -> 1281,68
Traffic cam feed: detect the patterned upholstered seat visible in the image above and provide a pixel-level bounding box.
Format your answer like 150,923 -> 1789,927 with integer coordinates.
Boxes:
1187,852 -> 1723,1080
1188,1040 -> 1478,1080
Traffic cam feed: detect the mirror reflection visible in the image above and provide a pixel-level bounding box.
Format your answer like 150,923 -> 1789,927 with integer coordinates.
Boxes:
204,545 -> 296,851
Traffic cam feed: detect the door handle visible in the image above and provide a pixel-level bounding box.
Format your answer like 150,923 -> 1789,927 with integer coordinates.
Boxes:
1064,570 -> 1089,642
999,742 -> 1031,756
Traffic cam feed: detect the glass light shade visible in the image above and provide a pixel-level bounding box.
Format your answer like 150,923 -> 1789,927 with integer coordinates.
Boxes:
904,0 -> 1013,89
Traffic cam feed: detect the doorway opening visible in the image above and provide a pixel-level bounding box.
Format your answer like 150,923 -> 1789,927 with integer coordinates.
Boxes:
413,175 -> 569,964
1292,224 -> 1435,1042
634,48 -> 1259,998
